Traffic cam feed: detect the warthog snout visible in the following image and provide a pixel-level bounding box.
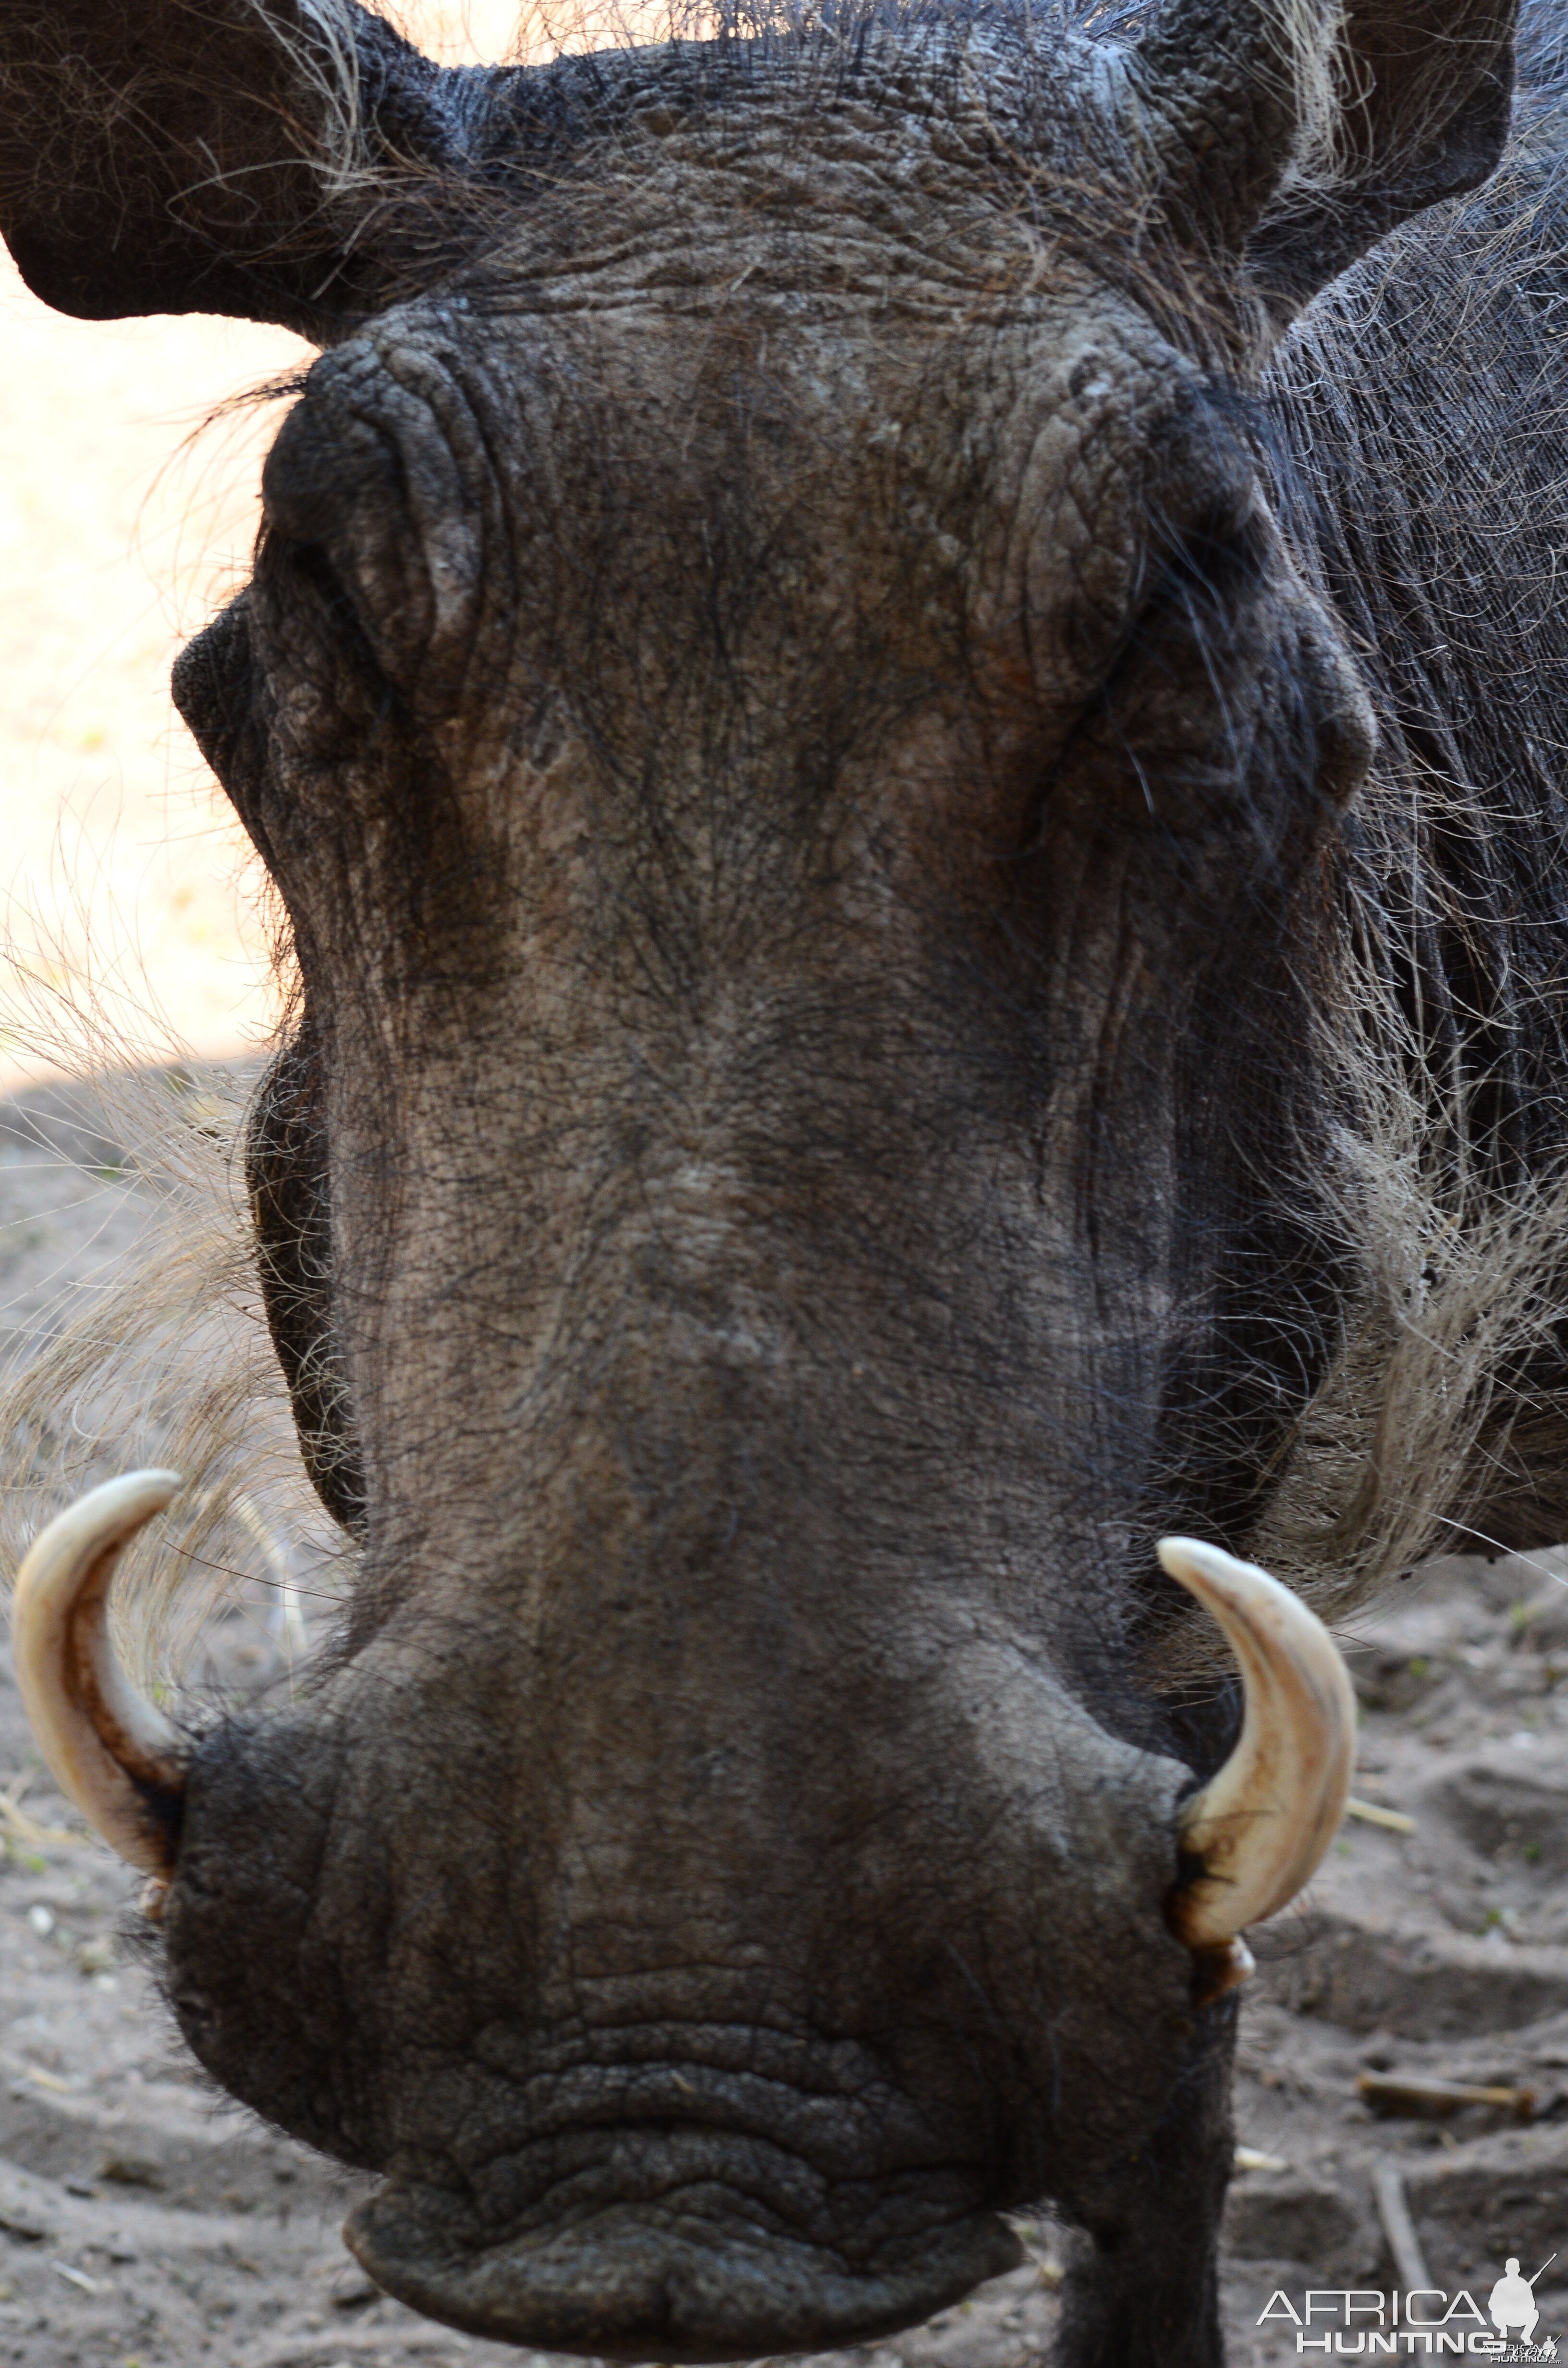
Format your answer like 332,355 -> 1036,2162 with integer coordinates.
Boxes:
16,1479 -> 1349,2357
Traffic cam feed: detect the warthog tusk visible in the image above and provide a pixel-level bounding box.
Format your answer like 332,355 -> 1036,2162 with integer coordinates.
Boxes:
1158,1537 -> 1355,1953
11,1472 -> 186,1880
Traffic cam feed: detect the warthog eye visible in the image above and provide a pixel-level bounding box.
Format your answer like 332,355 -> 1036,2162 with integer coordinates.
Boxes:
272,530 -> 399,700
1041,482 -> 1361,853
1128,497 -> 1269,658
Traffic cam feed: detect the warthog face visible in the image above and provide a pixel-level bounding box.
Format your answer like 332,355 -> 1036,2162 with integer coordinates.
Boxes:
1,0 -> 1515,2353
183,220 -> 1232,2347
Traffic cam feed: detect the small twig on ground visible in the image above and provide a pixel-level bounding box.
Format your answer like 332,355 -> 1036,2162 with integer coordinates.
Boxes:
1360,2071 -> 1535,2121
1373,2158 -> 1432,2292
1346,1796 -> 1417,1834
0,1778 -> 82,1850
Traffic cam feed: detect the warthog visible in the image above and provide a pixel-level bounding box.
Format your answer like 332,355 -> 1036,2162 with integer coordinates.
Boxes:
5,0 -> 1566,2356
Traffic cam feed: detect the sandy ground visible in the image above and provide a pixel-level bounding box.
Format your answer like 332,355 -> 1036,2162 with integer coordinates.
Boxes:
0,1088 -> 1566,2368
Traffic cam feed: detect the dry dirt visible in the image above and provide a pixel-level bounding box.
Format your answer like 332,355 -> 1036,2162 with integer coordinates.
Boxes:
0,1094 -> 1566,2368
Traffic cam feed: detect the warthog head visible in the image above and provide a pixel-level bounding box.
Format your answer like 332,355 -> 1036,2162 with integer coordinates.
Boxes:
1,0 -> 1515,2353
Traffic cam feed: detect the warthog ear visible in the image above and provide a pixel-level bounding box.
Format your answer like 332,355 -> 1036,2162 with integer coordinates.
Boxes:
0,0 -> 522,339
1131,0 -> 1519,323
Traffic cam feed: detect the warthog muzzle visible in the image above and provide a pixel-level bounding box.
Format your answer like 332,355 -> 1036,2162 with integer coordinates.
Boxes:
12,1476 -> 1352,2357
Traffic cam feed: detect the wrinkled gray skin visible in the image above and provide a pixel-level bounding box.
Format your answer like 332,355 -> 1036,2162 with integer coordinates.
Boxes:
0,0 -> 1559,2358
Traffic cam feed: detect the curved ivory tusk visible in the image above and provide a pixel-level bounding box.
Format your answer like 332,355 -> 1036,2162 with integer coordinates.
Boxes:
1158,1537 -> 1355,1950
11,1472 -> 187,1878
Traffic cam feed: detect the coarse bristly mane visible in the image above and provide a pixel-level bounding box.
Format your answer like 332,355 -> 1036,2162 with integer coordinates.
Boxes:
0,920 -> 348,1702
1248,916 -> 1568,1618
2,0 -> 1567,1719
1244,10 -> 1568,1624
